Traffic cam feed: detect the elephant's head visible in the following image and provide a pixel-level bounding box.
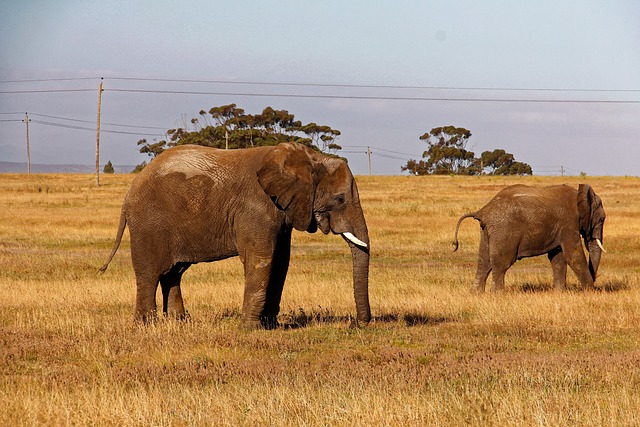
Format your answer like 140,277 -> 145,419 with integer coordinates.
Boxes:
577,184 -> 606,281
257,142 -> 371,326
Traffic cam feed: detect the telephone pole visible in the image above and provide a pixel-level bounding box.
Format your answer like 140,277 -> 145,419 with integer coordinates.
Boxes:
22,113 -> 31,174
95,78 -> 104,186
367,146 -> 372,175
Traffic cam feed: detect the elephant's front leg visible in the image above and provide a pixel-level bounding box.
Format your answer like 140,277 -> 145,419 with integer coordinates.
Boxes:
260,228 -> 292,329
562,240 -> 594,290
239,239 -> 280,330
548,248 -> 567,290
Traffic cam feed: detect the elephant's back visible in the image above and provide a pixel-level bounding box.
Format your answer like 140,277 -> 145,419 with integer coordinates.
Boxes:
493,184 -> 575,198
127,146 -> 270,195
139,145 -> 269,180
477,184 -> 575,226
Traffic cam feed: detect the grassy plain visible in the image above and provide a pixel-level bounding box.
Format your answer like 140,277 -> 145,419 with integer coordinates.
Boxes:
1,172 -> 639,426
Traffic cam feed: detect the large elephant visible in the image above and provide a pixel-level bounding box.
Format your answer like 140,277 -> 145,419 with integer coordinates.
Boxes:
100,142 -> 371,329
453,184 -> 606,292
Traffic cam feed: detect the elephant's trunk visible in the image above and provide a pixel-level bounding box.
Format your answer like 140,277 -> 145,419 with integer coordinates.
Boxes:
587,240 -> 602,282
346,220 -> 371,327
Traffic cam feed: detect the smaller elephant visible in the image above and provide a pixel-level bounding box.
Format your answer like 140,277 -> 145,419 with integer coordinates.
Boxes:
453,184 -> 606,292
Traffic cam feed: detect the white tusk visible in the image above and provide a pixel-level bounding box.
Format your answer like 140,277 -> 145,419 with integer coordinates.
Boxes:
342,232 -> 368,248
596,239 -> 607,253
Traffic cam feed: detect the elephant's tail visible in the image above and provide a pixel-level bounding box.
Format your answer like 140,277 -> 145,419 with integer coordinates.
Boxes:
452,212 -> 477,252
98,208 -> 127,274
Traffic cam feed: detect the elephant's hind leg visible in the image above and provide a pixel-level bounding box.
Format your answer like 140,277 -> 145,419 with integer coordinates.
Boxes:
489,241 -> 516,293
135,274 -> 160,323
160,263 -> 190,320
490,265 -> 510,292
471,228 -> 491,293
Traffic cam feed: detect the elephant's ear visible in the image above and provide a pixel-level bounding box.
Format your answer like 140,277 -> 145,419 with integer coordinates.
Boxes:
257,143 -> 324,231
577,184 -> 597,236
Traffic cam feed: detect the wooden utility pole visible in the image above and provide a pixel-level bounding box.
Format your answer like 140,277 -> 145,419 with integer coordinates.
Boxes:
95,78 -> 104,186
22,112 -> 31,174
367,146 -> 372,175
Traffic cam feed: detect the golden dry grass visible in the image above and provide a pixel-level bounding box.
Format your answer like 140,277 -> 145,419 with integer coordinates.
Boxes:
1,173 -> 639,426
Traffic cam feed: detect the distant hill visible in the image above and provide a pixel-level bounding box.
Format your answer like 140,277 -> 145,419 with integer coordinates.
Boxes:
0,162 -> 136,174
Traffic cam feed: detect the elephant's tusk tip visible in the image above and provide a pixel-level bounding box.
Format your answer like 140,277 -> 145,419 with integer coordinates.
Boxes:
342,232 -> 368,248
596,239 -> 607,253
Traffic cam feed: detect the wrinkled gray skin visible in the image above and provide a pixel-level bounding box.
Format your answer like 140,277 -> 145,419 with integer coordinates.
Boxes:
100,142 -> 371,330
453,184 -> 606,292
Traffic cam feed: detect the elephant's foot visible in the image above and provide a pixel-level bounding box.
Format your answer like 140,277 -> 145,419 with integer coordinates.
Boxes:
553,282 -> 566,291
490,277 -> 506,292
349,318 -> 365,329
135,310 -> 159,325
260,316 -> 280,330
350,313 -> 371,329
240,318 -> 264,331
164,310 -> 190,322
470,284 -> 485,294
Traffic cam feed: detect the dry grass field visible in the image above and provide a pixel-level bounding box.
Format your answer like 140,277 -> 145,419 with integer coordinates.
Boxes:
1,172 -> 639,426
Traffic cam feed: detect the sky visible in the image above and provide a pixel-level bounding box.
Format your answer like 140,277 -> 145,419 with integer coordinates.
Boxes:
0,0 -> 639,176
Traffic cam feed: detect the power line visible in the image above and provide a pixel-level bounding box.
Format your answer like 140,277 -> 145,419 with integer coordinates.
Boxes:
343,145 -> 419,158
0,89 -> 95,94
0,112 -> 169,132
95,76 -> 640,94
0,77 -> 99,83
29,119 -> 98,132
2,75 -> 639,94
343,147 -> 414,161
29,113 -> 167,130
105,88 -> 640,104
0,77 -> 640,104
371,152 -> 409,161
372,147 -> 419,157
29,119 -> 164,136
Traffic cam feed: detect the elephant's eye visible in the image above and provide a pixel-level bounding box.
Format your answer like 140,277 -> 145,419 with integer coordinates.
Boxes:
335,194 -> 346,206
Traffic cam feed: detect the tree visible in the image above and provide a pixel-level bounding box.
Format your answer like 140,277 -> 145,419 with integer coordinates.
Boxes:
401,159 -> 429,176
103,161 -> 115,174
136,104 -> 342,160
479,149 -> 532,176
208,104 -> 246,148
137,138 -> 168,158
132,161 -> 147,173
402,126 -> 532,176
300,123 -> 342,155
402,126 -> 477,175
506,161 -> 533,176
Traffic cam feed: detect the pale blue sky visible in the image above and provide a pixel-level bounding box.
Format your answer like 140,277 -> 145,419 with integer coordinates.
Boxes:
1,1 -> 639,175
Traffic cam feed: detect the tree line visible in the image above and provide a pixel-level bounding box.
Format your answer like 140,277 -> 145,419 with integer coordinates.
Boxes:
401,126 -> 532,176
136,104 -> 341,160
131,105 -> 531,175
